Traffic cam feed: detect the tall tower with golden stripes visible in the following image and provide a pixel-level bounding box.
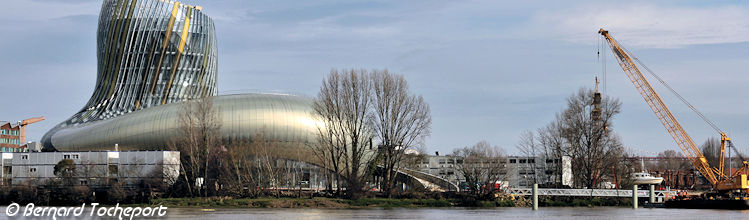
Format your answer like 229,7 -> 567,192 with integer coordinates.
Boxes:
71,0 -> 217,124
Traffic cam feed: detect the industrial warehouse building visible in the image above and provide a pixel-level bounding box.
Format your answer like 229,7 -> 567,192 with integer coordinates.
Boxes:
0,151 -> 179,187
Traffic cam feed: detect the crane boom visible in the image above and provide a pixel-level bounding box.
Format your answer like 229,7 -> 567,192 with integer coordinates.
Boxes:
18,116 -> 45,145
598,29 -> 719,186
21,117 -> 45,126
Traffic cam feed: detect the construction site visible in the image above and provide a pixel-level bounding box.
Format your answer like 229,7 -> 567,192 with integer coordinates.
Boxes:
587,29 -> 749,209
0,117 -> 44,152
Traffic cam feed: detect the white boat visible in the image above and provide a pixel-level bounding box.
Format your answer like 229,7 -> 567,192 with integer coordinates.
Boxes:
632,172 -> 664,185
632,159 -> 663,185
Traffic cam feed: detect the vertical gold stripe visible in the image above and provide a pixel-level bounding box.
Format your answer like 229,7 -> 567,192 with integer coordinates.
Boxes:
147,2 -> 180,98
162,2 -> 180,49
162,7 -> 192,105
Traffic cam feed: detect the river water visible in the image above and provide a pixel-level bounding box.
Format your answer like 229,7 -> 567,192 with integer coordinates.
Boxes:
2,206 -> 748,219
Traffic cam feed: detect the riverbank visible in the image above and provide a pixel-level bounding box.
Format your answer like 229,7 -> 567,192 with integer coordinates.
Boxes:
142,196 -> 629,209
147,197 -> 460,208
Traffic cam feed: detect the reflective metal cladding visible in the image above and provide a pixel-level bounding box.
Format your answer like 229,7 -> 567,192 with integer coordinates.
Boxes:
45,94 -> 318,151
42,0 -> 318,151
82,0 -> 217,123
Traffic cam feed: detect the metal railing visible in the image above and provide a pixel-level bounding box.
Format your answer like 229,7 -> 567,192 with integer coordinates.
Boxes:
508,188 -> 673,198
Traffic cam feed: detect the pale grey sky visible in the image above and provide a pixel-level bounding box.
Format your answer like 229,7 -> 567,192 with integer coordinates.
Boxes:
2,0 -> 748,155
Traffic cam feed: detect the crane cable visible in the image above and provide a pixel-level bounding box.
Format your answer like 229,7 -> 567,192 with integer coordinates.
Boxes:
602,35 -> 607,93
609,38 -> 724,134
625,43 -> 749,168
597,35 -> 607,94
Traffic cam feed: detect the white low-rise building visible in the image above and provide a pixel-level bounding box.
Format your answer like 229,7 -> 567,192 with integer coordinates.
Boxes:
414,154 -> 573,189
0,151 -> 179,187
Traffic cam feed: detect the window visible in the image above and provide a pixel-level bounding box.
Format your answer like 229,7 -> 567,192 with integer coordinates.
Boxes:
109,165 -> 119,175
509,159 -> 516,163
72,154 -> 79,159
438,159 -> 446,164
21,155 -> 28,160
528,159 -> 535,163
519,159 -> 526,163
63,154 -> 71,159
29,167 -> 37,173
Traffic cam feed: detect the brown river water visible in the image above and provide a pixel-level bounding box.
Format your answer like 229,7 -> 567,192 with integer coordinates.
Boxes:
2,206 -> 748,219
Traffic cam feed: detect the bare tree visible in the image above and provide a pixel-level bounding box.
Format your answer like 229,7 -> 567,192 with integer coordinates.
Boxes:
371,69 -> 432,197
612,154 -> 636,189
559,88 -> 624,189
656,150 -> 691,171
516,130 -> 539,184
223,139 -> 259,197
700,137 -> 721,171
401,146 -> 428,170
312,69 -> 375,198
537,118 -> 567,187
452,141 -> 507,196
309,127 -> 344,195
169,96 -> 221,197
250,134 -> 283,197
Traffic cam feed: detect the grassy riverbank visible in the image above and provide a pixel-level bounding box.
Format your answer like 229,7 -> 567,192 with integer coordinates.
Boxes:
145,197 -> 517,208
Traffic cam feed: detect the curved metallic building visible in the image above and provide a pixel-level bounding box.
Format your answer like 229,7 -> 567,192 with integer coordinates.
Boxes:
42,0 -> 318,151
45,94 -> 317,151
78,0 -> 217,124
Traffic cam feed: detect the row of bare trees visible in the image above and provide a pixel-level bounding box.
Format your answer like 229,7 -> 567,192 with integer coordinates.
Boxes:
169,97 -> 221,197
452,141 -> 506,195
169,97 -> 313,198
311,69 -> 431,198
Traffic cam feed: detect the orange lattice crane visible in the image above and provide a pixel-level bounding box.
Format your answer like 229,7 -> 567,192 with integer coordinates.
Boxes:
18,116 -> 45,144
599,29 -> 748,192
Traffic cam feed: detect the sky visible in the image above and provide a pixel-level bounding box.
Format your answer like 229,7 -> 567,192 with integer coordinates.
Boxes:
1,0 -> 748,156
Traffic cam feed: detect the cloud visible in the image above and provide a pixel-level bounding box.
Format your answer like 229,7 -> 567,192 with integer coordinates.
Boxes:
0,0 -> 99,22
519,4 -> 749,48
